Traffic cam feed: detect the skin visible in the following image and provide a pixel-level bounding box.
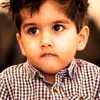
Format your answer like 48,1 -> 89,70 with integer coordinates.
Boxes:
16,1 -> 89,84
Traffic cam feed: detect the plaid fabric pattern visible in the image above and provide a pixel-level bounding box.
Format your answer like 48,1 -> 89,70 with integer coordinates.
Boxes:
0,59 -> 100,100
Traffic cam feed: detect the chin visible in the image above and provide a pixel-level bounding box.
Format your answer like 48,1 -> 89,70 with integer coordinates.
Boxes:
40,69 -> 60,75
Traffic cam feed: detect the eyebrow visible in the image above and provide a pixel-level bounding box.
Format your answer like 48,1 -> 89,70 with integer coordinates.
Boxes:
23,19 -> 70,28
53,20 -> 70,24
23,23 -> 37,28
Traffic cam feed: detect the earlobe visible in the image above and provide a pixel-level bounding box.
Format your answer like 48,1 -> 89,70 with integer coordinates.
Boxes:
16,33 -> 26,56
77,26 -> 89,51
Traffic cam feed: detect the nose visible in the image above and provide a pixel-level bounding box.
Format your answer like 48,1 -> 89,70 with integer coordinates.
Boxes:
40,31 -> 53,48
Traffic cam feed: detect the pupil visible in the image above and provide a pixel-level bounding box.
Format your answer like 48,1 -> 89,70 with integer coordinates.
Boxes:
31,28 -> 37,34
54,25 -> 60,31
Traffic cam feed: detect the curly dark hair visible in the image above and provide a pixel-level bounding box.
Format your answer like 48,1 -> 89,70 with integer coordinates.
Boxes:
1,0 -> 89,34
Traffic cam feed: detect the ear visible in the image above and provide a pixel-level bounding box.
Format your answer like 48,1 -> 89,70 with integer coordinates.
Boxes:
16,33 -> 26,56
77,26 -> 89,51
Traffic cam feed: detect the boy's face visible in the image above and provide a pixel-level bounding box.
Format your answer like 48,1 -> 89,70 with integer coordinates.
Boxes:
17,1 -> 87,74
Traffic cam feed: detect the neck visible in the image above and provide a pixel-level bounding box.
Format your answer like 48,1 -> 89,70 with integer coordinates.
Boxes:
41,73 -> 55,84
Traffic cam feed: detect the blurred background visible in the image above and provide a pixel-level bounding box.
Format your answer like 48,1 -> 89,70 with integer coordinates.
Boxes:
0,0 -> 100,72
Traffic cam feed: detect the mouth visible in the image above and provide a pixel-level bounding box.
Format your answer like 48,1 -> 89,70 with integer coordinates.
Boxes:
41,53 -> 57,57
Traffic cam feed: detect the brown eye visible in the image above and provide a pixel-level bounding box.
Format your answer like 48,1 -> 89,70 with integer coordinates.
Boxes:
28,27 -> 39,34
53,25 -> 64,32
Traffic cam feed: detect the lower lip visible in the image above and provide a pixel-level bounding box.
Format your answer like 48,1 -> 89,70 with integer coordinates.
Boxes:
42,54 -> 57,57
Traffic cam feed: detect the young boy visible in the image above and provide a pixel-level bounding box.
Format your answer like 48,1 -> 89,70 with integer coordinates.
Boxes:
0,0 -> 100,99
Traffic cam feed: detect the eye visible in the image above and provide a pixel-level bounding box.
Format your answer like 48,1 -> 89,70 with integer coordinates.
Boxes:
28,27 -> 39,35
53,25 -> 64,32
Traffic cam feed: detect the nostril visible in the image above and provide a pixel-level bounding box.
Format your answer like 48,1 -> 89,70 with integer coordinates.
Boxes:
41,44 -> 51,48
48,44 -> 51,46
41,45 -> 45,47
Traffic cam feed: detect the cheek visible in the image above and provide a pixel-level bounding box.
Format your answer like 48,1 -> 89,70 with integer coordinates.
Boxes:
56,36 -> 78,56
21,38 -> 40,56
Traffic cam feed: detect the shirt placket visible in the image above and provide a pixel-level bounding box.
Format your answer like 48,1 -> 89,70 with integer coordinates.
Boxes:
50,73 -> 64,100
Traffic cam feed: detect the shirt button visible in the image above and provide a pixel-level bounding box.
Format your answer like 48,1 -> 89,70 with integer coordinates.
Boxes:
53,87 -> 58,93
80,97 -> 85,100
39,74 -> 43,79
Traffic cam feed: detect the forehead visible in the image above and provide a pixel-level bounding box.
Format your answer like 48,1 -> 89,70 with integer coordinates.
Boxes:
20,0 -> 69,22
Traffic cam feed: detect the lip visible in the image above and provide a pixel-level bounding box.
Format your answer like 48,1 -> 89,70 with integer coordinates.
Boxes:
41,53 -> 57,57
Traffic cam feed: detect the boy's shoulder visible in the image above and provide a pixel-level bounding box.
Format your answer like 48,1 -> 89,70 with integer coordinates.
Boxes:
75,59 -> 100,70
0,62 -> 28,81
75,59 -> 100,77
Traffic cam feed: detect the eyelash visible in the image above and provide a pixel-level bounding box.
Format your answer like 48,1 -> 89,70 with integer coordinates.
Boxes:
27,24 -> 65,35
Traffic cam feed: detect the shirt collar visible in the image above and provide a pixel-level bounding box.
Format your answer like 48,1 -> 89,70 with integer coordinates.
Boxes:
25,58 -> 78,79
25,60 -> 39,78
68,58 -> 78,79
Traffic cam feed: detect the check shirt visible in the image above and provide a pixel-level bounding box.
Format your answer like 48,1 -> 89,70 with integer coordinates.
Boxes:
0,59 -> 100,100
